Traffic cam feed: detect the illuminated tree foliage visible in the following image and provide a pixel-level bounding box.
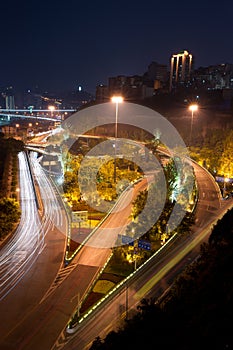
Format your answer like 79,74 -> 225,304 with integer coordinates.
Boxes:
125,157 -> 195,244
63,155 -> 83,202
0,198 -> 20,239
0,137 -> 24,198
189,128 -> 233,177
63,153 -> 142,205
218,130 -> 233,178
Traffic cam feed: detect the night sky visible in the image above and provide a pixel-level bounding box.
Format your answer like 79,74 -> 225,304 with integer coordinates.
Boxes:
1,0 -> 233,94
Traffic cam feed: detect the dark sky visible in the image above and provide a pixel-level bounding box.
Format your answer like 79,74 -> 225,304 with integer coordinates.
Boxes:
1,0 -> 233,94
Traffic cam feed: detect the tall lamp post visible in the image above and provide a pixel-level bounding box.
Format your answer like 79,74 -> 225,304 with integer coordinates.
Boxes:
189,104 -> 198,146
48,105 -> 55,117
111,96 -> 123,183
223,176 -> 229,198
15,123 -> 19,137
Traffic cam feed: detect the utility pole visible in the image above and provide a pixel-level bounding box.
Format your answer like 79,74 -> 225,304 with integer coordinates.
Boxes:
125,284 -> 128,321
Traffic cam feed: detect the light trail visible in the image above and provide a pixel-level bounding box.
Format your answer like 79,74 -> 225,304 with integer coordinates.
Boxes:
134,228 -> 209,300
0,150 -> 66,301
0,152 -> 44,301
0,109 -> 76,112
0,113 -> 60,121
29,151 -> 65,237
0,109 -> 76,122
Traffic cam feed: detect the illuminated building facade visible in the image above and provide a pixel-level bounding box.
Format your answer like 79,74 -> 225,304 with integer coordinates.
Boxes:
169,50 -> 193,91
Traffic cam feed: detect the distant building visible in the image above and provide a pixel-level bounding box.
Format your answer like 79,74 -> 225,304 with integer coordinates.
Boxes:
193,63 -> 233,90
1,86 -> 16,109
95,74 -> 154,102
143,61 -> 168,90
1,125 -> 16,135
95,84 -> 109,103
108,75 -> 145,100
169,50 -> 193,91
5,95 -> 15,109
62,88 -> 94,109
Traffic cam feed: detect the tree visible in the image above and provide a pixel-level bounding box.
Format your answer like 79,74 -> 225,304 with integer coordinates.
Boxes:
219,130 -> 233,178
0,198 -> 20,239
90,336 -> 104,349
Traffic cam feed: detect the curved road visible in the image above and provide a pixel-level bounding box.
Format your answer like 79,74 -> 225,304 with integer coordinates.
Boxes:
0,152 -> 68,349
1,152 -> 232,350
53,160 -> 233,350
0,152 -> 44,301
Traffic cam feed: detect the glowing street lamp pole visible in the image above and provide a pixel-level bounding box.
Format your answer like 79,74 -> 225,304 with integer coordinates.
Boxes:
48,105 -> 55,117
111,96 -> 123,183
189,104 -> 198,146
223,177 -> 229,198
15,123 -> 19,137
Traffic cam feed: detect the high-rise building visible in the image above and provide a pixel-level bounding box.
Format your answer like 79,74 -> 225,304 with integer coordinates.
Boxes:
169,50 -> 193,91
143,61 -> 168,91
2,86 -> 15,109
146,61 -> 168,84
5,95 -> 15,109
108,75 -> 144,100
95,84 -> 109,103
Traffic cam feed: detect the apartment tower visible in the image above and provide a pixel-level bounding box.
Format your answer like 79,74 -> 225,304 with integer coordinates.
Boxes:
169,50 -> 193,91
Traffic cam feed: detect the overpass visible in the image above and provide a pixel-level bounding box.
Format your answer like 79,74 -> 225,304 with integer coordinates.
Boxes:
0,109 -> 77,122
26,145 -> 60,156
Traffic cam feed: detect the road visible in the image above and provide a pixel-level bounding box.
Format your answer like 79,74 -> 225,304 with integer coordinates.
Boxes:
0,152 -> 44,301
81,174 -> 154,250
0,152 -> 68,349
1,149 -> 232,350
52,161 -> 233,350
0,171 -> 152,350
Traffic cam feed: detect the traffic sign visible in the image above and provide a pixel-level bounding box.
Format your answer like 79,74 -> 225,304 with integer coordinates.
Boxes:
138,239 -> 151,250
72,211 -> 88,222
216,176 -> 233,183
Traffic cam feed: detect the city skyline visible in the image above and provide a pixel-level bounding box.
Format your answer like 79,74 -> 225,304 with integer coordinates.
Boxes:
1,0 -> 233,94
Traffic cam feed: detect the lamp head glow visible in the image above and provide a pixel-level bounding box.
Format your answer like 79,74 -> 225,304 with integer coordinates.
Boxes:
48,105 -> 55,111
111,96 -> 123,103
189,104 -> 198,112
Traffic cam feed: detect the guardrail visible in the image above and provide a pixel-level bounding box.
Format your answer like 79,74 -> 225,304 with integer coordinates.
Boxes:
25,150 -> 39,209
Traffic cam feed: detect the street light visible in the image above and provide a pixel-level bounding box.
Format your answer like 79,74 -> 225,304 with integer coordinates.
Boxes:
48,105 -> 55,117
189,104 -> 198,145
111,96 -> 123,183
15,123 -> 19,137
223,177 -> 229,198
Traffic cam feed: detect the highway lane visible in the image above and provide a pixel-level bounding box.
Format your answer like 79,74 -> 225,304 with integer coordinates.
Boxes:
191,160 -> 222,227
30,151 -> 65,232
0,152 -> 67,348
0,151 -> 44,301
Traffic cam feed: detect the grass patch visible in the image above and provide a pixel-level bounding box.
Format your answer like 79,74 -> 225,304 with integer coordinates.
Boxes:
79,273 -> 125,314
93,280 -> 115,294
